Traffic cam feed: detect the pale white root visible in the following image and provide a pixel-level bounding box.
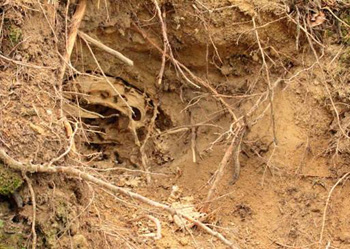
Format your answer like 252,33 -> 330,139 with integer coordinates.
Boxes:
78,31 -> 134,66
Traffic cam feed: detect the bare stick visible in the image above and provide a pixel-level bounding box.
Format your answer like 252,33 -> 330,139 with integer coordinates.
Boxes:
147,215 -> 162,240
190,112 -> 198,163
77,31 -> 134,66
136,215 -> 162,240
319,172 -> 350,248
63,117 -> 77,157
252,17 -> 277,145
0,54 -> 56,70
133,23 -> 241,123
23,173 -> 37,249
232,130 -> 244,184
58,0 -> 86,121
0,149 -> 238,248
143,2 -> 201,89
59,0 -> 86,82
80,36 -> 134,115
48,122 -> 78,166
191,127 -> 197,163
152,0 -> 167,84
322,7 -> 350,29
140,104 -> 159,184
202,127 -> 244,212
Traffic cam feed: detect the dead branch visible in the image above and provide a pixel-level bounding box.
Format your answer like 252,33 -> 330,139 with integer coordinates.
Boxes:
0,54 -> 56,70
232,130 -> 244,184
58,0 -> 86,161
0,149 -> 238,248
133,21 -> 200,89
133,23 -> 242,124
62,117 -> 78,157
202,127 -> 244,212
77,31 -> 134,66
48,122 -> 78,166
23,173 -> 37,249
252,17 -> 277,145
135,215 -> 162,240
191,126 -> 198,163
59,0 -> 87,82
140,103 -> 159,184
152,0 -> 167,84
147,215 -> 162,240
319,172 -> 350,248
189,112 -> 199,163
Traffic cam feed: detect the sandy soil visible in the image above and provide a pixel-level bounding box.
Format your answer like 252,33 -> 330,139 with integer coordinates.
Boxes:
1,0 -> 350,248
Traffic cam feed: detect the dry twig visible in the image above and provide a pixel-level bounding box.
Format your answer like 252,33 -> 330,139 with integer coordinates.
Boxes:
77,31 -> 134,66
139,3 -> 201,89
135,215 -> 162,240
78,36 -> 141,147
252,17 -> 277,145
191,126 -> 198,163
23,173 -> 37,249
140,103 -> 159,184
202,127 -> 244,212
132,23 -> 242,124
319,172 -> 350,248
152,0 -> 168,85
59,0 -> 87,82
48,122 -> 78,166
0,54 -> 56,69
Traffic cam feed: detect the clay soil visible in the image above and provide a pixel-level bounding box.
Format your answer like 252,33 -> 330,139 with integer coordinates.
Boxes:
1,0 -> 350,248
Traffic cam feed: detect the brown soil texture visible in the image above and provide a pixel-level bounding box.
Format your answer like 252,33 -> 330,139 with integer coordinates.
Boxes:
1,0 -> 350,248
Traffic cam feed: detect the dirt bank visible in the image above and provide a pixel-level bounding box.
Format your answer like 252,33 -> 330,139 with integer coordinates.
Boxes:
1,0 -> 350,248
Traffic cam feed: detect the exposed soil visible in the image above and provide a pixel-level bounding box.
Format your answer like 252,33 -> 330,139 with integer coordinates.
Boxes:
1,0 -> 350,248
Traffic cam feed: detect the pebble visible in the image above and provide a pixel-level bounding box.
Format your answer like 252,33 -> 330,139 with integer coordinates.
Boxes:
179,237 -> 189,246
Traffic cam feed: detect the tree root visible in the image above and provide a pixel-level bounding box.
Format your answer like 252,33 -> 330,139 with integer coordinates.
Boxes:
23,173 -> 37,249
0,149 -> 239,248
77,31 -> 133,66
202,127 -> 244,213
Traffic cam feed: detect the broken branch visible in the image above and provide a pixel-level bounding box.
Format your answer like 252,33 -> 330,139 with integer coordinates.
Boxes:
78,31 -> 134,66
202,127 -> 244,212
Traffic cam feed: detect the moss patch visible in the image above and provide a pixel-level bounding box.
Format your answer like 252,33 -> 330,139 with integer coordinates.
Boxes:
0,222 -> 25,249
8,25 -> 22,45
0,163 -> 23,196
0,233 -> 25,249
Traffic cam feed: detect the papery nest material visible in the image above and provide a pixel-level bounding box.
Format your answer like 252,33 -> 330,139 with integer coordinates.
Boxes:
309,11 -> 326,27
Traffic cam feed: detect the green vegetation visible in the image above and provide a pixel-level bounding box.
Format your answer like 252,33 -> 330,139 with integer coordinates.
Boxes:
8,25 -> 22,45
0,163 -> 23,196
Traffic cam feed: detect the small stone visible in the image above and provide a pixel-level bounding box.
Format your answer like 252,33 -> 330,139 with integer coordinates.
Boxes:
70,222 -> 79,236
14,54 -> 22,61
179,237 -> 189,246
73,234 -> 89,249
